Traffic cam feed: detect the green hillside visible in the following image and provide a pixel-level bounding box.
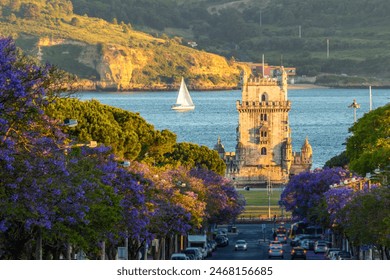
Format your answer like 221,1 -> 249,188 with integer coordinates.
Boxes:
2,0 -> 390,88
72,0 -> 390,85
0,0 -> 244,91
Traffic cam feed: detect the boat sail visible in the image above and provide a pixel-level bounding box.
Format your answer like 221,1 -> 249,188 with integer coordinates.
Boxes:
171,77 -> 195,111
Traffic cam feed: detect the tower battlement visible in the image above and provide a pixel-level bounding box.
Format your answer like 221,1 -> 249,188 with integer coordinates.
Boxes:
246,77 -> 278,86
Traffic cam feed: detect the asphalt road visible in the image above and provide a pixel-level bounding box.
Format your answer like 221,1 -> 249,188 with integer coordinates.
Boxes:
209,223 -> 325,260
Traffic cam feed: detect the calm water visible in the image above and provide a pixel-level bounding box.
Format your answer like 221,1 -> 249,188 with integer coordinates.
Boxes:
79,88 -> 389,168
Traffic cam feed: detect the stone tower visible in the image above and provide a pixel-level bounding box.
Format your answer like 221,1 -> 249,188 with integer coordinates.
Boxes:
217,66 -> 312,188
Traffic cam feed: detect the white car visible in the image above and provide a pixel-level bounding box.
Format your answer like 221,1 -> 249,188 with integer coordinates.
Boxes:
314,241 -> 328,254
235,240 -> 248,251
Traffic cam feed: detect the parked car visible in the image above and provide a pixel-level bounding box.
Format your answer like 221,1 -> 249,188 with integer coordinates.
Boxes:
205,243 -> 213,257
324,248 -> 341,260
215,228 -> 228,236
170,253 -> 189,260
337,251 -> 352,260
215,235 -> 229,247
234,240 -> 248,251
328,250 -> 342,260
291,247 -> 307,260
182,248 -> 203,260
208,240 -> 217,251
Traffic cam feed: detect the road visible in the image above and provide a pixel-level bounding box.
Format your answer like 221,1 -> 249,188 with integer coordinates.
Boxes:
209,223 -> 325,260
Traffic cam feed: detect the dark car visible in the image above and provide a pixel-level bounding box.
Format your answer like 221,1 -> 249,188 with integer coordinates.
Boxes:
215,235 -> 229,247
291,247 -> 307,260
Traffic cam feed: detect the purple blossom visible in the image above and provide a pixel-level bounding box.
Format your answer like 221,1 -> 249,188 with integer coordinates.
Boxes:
0,220 -> 8,232
280,167 -> 353,221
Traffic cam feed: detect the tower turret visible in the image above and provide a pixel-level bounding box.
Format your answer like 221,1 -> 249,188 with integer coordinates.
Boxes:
301,136 -> 313,164
214,136 -> 225,158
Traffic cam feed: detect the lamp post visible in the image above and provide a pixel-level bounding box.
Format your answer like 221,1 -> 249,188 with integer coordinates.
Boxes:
267,169 -> 272,220
348,99 -> 360,123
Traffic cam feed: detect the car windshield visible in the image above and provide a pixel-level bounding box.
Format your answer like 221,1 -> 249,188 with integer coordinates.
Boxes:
236,240 -> 246,244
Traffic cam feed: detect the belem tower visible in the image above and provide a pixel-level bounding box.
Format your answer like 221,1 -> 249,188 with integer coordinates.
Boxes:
214,66 -> 312,188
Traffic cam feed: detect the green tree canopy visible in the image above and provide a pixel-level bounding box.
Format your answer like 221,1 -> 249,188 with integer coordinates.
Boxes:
164,142 -> 226,176
45,98 -> 177,161
346,104 -> 390,176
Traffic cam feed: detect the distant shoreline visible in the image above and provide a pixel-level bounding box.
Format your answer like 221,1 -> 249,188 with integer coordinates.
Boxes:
78,83 -> 390,92
288,84 -> 329,90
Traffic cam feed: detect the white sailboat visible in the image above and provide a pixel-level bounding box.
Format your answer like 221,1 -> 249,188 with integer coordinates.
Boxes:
171,77 -> 195,111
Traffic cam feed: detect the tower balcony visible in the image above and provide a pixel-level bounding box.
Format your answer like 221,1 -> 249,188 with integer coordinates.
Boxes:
236,100 -> 291,112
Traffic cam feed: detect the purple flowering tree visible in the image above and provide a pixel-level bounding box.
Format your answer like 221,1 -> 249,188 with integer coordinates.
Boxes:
0,37 -> 78,259
190,168 -> 245,225
280,167 -> 352,222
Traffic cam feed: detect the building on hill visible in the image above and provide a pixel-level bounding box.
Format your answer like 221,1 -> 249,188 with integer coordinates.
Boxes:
245,62 -> 296,84
214,66 -> 312,188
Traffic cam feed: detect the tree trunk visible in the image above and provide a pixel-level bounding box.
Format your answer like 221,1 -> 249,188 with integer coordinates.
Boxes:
35,228 -> 42,260
66,243 -> 72,260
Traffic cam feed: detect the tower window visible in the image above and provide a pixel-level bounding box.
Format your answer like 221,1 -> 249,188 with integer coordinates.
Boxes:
261,93 -> 268,102
260,114 -> 268,121
261,131 -> 267,138
261,147 -> 267,155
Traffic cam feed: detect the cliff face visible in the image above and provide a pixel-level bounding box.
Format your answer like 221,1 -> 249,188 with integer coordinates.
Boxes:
34,37 -> 243,91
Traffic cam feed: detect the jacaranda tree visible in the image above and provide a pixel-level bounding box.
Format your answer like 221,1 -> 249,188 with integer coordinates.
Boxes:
0,37 -> 149,259
0,37 -> 77,259
280,167 -> 352,223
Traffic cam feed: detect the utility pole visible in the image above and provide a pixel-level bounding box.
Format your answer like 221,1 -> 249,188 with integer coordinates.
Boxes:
259,10 -> 262,28
369,86 -> 372,111
327,39 -> 330,59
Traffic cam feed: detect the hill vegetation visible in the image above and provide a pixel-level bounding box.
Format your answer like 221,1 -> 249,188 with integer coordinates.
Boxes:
2,0 -> 390,88
72,0 -> 390,86
0,0 -> 245,90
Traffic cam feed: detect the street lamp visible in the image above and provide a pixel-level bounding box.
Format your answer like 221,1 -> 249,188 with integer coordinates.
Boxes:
267,169 -> 272,220
348,99 -> 360,123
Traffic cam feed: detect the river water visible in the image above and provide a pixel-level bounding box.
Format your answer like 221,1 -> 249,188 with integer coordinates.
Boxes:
79,88 -> 389,168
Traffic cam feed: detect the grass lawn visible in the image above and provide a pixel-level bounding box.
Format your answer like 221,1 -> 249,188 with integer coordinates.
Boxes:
237,188 -> 289,220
